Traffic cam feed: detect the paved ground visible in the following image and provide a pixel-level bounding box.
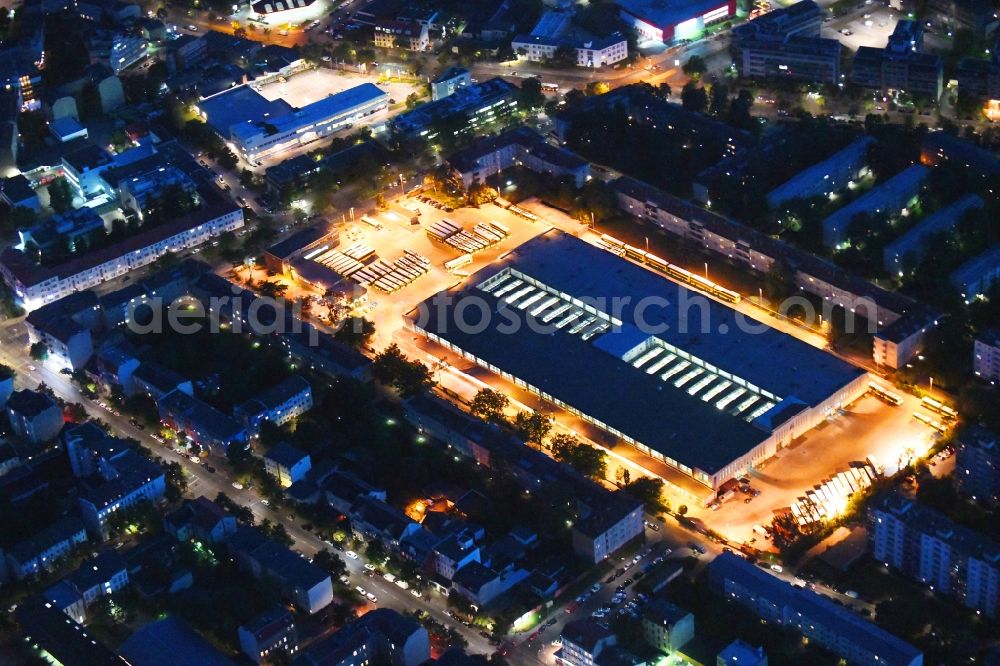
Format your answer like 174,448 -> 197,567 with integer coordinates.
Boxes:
254,68 -> 419,111
702,389 -> 945,546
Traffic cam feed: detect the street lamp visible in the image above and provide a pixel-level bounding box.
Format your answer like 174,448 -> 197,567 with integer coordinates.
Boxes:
704,262 -> 709,280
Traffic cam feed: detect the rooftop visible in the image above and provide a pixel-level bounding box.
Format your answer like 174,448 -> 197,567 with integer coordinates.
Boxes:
432,66 -> 470,84
62,143 -> 113,173
265,441 -> 310,469
266,227 -> 329,261
133,362 -> 189,393
561,618 -> 614,653
7,389 -> 58,418
158,389 -> 245,443
708,551 -> 923,666
950,243 -> 1000,294
415,231 -> 865,475
16,597 -> 124,666
873,492 -> 1000,563
8,516 -> 86,564
617,0 -> 734,29
119,616 -> 234,666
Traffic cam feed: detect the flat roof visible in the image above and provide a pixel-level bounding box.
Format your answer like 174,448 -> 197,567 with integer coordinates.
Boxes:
197,85 -> 293,137
415,231 -> 864,475
618,0 -> 731,29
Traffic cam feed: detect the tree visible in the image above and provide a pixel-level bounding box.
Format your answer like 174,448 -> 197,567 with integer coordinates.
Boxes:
405,92 -> 421,110
467,183 -> 498,207
372,343 -> 434,396
47,177 -> 74,213
656,82 -> 672,99
257,281 -> 288,299
681,81 -> 708,114
1,206 -> 37,239
513,411 -> 551,446
727,89 -> 755,131
585,81 -> 610,96
624,476 -> 666,512
469,388 -> 509,424
313,548 -> 347,577
549,45 -> 577,68
682,55 -> 707,78
518,77 -> 545,110
551,434 -> 607,479
333,316 -> 375,348
375,193 -> 387,210
29,341 -> 48,361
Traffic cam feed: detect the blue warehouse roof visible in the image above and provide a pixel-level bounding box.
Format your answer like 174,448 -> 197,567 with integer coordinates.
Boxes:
416,231 -> 864,475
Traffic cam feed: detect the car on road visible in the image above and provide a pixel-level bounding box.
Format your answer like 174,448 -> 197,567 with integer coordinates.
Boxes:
365,592 -> 377,603
206,465 -> 216,473
364,563 -> 377,572
689,542 -> 706,554
189,455 -> 201,464
410,589 -> 422,598
590,583 -> 601,593
231,482 -> 243,490
345,550 -> 359,560
770,564 -> 784,573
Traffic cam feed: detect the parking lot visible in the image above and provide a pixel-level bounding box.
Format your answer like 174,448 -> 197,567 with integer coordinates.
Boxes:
254,67 -> 419,112
822,2 -> 899,51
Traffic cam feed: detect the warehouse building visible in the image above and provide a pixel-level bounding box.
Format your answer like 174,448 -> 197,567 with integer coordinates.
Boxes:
618,0 -> 736,44
195,82 -> 389,164
411,230 -> 868,498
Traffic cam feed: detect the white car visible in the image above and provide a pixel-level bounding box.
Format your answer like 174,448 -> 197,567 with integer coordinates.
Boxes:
410,588 -> 422,598
189,455 -> 202,464
345,550 -> 359,560
231,482 -> 244,490
365,592 -> 377,603
363,563 -> 376,572
355,585 -> 366,595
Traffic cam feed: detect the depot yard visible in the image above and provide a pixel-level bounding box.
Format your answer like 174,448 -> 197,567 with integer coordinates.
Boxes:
822,3 -> 899,51
696,389 -> 941,547
254,67 -> 421,115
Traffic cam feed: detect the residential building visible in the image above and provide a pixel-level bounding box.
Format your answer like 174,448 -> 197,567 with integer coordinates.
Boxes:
228,526 -> 334,613
78,449 -> 167,538
870,492 -> 1000,618
7,389 -> 63,444
373,20 -> 429,51
118,616 -> 234,666
731,0 -> 822,41
0,366 -> 13,408
239,606 -> 299,664
15,597 -> 124,666
164,496 -> 239,543
883,194 -> 984,275
432,532 -> 481,581
512,32 -> 628,68
766,136 -> 872,209
920,131 -> 1000,182
0,186 -> 243,312
431,67 -> 471,101
235,375 -> 313,432
110,34 -> 148,74
132,362 -> 193,401
956,57 -> 1000,101
264,442 -> 312,488
0,174 -> 40,211
451,561 -> 529,606
157,389 -> 248,451
90,344 -> 141,395
295,608 -> 430,666
950,244 -> 1000,303
447,126 -> 591,189
6,516 -> 88,580
734,34 -> 842,84
558,618 -> 617,666
25,309 -> 94,372
822,164 -> 928,248
42,579 -> 88,624
717,640 -> 767,666
63,422 -> 132,478
851,21 -> 943,100
614,175 -> 938,370
390,78 -> 519,140
955,426 -> 1000,506
641,598 -> 694,652
195,83 -> 389,165
927,0 -> 999,37
18,207 -> 106,261
974,329 -> 1000,383
65,551 -> 129,606
322,469 -> 386,513
572,491 -> 644,563
61,143 -> 114,200
707,551 -> 923,665
119,166 -> 198,219
350,495 -> 421,549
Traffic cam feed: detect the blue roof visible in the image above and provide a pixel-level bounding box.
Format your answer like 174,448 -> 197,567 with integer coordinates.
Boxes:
416,231 -> 864,475
197,85 -> 293,138
119,617 -> 234,666
618,0 -> 731,29
708,552 -> 922,666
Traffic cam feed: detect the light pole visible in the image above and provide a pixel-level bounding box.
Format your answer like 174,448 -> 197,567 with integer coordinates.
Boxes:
929,376 -> 934,395
704,262 -> 709,280
758,287 -> 763,305
645,236 -> 649,253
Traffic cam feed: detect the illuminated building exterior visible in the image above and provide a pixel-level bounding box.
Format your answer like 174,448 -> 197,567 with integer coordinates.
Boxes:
412,231 -> 868,499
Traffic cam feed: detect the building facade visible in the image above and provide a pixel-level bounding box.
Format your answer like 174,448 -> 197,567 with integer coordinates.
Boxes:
974,330 -> 1000,383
